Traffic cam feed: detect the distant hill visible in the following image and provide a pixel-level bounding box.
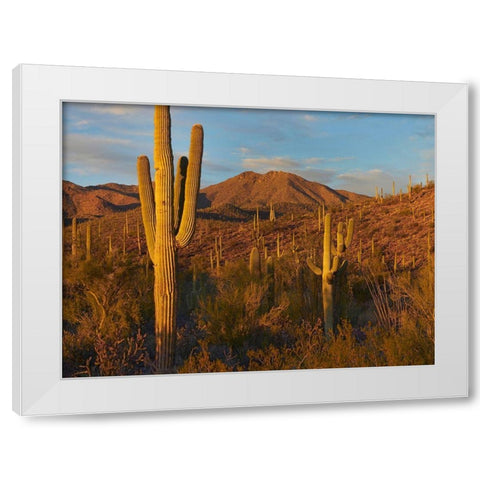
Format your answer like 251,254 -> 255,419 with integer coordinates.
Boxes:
62,181 -> 140,220
199,171 -> 368,208
62,171 -> 369,220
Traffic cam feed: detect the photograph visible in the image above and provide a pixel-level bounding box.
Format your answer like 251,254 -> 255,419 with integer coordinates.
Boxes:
62,102 -> 435,377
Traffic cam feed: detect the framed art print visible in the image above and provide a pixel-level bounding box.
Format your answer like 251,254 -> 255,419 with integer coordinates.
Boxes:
13,65 -> 468,415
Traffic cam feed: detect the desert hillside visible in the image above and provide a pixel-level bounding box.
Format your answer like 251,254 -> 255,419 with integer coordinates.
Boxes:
198,170 -> 368,208
62,176 -> 434,377
62,170 -> 369,221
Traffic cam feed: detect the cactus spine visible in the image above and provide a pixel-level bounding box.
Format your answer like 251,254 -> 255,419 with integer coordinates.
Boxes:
137,105 -> 203,371
306,213 -> 354,333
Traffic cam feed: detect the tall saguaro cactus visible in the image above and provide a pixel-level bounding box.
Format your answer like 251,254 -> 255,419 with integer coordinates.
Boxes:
306,213 -> 354,333
137,105 -> 203,371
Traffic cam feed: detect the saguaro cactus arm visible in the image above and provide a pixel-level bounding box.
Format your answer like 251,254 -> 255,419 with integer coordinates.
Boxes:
249,246 -> 261,277
306,257 -> 322,276
337,222 -> 345,254
173,156 -> 188,233
323,213 -> 332,272
137,155 -> 156,262
345,219 -> 354,249
176,125 -> 204,248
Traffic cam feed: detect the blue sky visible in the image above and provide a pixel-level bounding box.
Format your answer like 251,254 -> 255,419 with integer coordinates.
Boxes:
62,102 -> 434,195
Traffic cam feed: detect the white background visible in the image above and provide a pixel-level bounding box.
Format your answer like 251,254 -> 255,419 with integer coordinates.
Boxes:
0,1 -> 477,479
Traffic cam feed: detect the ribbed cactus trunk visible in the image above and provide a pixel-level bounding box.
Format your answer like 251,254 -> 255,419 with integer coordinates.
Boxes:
322,214 -> 334,331
137,106 -> 203,372
154,107 -> 176,370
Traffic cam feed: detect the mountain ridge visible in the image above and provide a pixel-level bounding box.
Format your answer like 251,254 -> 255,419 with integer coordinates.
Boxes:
63,170 -> 369,219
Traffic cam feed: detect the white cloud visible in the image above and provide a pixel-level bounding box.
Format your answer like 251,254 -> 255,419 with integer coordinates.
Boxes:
291,168 -> 336,184
242,156 -> 301,171
235,146 -> 251,155
63,133 -> 136,179
88,104 -> 150,116
336,168 -> 393,195
420,148 -> 434,161
303,156 -> 355,165
303,114 -> 317,122
345,113 -> 372,120
304,157 -> 325,164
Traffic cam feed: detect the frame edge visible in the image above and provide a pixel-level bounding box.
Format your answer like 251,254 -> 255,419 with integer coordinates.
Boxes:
12,64 -> 22,415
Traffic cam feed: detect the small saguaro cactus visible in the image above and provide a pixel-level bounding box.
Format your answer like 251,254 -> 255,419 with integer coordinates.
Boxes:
210,250 -> 214,271
86,221 -> 91,261
137,105 -> 203,371
71,217 -> 77,260
266,255 -> 275,308
122,223 -> 126,257
269,202 -> 276,222
317,205 -> 322,231
306,213 -> 354,333
249,246 -> 261,277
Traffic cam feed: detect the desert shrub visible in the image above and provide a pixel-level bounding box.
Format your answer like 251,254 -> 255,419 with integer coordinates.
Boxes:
178,340 -> 236,373
62,261 -> 154,376
79,329 -> 152,376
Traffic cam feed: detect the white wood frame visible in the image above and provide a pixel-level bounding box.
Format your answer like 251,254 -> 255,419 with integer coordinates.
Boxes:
12,65 -> 468,416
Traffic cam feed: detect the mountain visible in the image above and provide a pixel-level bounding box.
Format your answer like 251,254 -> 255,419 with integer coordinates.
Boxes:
62,171 -> 369,220
198,171 -> 368,209
62,181 -> 140,220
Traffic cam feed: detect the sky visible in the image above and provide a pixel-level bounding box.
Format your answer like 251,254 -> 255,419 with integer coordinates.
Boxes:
62,102 -> 435,196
